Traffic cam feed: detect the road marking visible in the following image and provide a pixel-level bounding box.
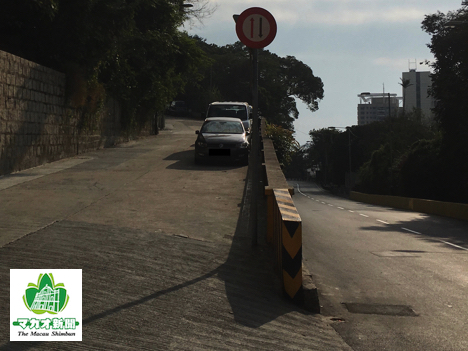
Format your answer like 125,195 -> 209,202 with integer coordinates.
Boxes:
293,183 -> 468,252
399,227 -> 468,251
439,240 -> 468,251
402,227 -> 421,235
296,183 -> 304,195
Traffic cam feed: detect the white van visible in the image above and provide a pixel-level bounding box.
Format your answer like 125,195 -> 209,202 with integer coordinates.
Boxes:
206,102 -> 252,133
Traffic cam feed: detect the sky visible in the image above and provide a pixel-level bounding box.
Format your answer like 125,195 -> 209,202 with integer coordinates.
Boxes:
185,0 -> 464,145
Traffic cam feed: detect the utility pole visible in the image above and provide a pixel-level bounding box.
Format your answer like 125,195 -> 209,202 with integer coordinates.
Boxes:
388,92 -> 391,117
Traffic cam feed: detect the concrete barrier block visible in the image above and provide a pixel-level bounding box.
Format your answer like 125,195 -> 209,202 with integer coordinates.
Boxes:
302,265 -> 320,313
350,191 -> 468,222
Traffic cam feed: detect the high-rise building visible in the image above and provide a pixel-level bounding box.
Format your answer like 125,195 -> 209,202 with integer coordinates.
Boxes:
357,92 -> 401,125
401,70 -> 435,120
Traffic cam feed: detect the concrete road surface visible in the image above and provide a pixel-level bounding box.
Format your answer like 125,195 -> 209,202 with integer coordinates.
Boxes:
0,117 -> 352,350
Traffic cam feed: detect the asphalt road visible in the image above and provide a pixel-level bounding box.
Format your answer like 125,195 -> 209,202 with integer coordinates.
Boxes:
292,180 -> 468,351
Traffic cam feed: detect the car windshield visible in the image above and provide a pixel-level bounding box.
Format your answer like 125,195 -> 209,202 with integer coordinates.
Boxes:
208,105 -> 248,120
201,121 -> 244,134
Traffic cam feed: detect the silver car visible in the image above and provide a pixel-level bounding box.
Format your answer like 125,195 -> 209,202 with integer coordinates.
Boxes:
195,117 -> 250,164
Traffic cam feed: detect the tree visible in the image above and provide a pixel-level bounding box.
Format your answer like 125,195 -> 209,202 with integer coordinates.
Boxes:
306,116 -> 435,195
187,39 -> 324,131
399,77 -> 413,116
0,1 -> 57,63
308,128 -> 341,185
0,0 -> 208,132
284,145 -> 312,179
264,123 -> 299,167
422,7 -> 468,202
258,52 -> 324,130
398,138 -> 445,201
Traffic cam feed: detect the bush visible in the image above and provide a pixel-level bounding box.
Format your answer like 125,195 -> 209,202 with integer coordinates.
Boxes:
398,138 -> 444,200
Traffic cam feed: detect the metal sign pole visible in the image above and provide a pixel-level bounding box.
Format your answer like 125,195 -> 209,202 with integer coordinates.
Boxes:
250,48 -> 259,246
235,7 -> 276,247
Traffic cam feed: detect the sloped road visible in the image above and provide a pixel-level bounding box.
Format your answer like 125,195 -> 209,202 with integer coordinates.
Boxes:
294,180 -> 468,351
0,117 -> 352,350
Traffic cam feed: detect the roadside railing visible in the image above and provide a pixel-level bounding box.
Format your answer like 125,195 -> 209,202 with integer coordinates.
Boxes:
261,119 -> 304,303
271,188 -> 303,303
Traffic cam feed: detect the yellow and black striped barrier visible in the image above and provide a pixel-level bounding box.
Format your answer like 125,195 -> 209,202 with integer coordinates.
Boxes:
272,189 -> 303,303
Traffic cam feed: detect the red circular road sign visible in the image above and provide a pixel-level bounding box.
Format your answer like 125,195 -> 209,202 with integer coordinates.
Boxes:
235,7 -> 277,49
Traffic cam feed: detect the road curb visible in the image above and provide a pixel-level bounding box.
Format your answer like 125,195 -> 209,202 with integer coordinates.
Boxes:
302,264 -> 321,314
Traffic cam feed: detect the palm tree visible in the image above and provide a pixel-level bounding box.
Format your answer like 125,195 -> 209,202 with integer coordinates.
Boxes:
399,78 -> 413,116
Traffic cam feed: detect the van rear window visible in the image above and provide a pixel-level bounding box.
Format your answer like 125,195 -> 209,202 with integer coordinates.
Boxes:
208,105 -> 247,120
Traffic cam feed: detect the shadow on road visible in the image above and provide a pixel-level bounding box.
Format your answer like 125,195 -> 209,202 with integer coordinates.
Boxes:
164,149 -> 246,171
0,153 -> 306,350
359,213 -> 468,251
217,169 -> 307,328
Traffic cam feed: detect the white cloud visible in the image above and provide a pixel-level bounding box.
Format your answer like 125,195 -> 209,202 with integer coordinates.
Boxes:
308,7 -> 426,26
373,57 -> 410,70
187,0 -> 461,144
193,0 -> 449,28
373,57 -> 433,71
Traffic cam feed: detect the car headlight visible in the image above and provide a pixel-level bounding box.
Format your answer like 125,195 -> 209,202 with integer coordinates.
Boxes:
196,136 -> 207,148
237,141 -> 249,149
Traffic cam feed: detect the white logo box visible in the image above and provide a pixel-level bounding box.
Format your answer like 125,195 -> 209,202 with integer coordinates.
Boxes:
10,269 -> 82,342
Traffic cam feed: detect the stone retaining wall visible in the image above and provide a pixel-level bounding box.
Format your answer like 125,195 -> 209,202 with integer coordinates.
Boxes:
0,50 -> 134,176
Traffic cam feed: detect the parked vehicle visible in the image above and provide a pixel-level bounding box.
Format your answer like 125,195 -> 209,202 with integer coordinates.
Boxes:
206,102 -> 252,133
194,117 -> 249,164
167,100 -> 189,116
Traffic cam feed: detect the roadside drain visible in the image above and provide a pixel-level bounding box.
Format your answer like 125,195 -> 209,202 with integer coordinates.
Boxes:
343,303 -> 418,316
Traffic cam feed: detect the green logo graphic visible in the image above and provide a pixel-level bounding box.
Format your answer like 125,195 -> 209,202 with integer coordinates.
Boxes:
23,273 -> 69,314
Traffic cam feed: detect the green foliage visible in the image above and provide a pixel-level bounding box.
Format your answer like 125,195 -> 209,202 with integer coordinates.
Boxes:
355,116 -> 437,195
299,5 -> 468,202
283,147 -> 311,179
422,9 -> 468,149
0,0 -> 207,132
264,123 -> 299,167
0,1 -> 58,62
398,138 -> 445,201
307,115 -> 436,195
358,143 -> 394,195
185,38 -> 324,130
259,53 -> 324,130
308,128 -> 342,185
421,6 -> 468,202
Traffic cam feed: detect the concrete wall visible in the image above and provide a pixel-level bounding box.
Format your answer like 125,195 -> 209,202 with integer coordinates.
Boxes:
0,50 -> 133,176
350,191 -> 468,222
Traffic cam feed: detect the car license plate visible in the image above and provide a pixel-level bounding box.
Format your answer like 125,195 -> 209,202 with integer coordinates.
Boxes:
209,149 -> 230,156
